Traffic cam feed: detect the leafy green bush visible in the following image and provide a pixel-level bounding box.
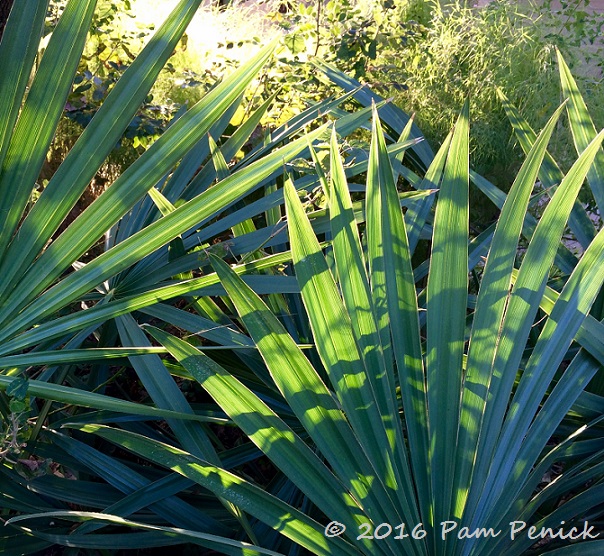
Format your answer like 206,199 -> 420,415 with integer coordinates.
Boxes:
266,0 -> 604,195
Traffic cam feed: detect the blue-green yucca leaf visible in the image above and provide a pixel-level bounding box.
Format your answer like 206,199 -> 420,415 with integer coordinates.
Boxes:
141,303 -> 255,349
47,430 -> 231,536
483,223 -> 604,521
6,511 -> 285,556
467,125 -> 604,531
364,108 -> 429,530
486,270 -> 604,389
0,533 -> 51,556
0,249 -> 297,356
469,169 -> 579,276
0,347 -> 165,368
539,279 -> 604,366
502,417 -> 604,525
425,99 -> 469,541
0,124 -> 327,344
0,0 -> 206,299
284,175 -> 423,538
311,58 -> 434,169
159,93 -> 275,206
0,0 -> 49,171
329,122 -> 398,422
0,39 -> 279,326
497,88 -> 597,249
240,90 -> 356,169
144,325 -> 377,552
499,358 -> 603,524
120,313 -> 268,545
110,101 -> 238,253
557,49 -> 604,215
329,124 -> 418,519
115,314 -> 219,461
405,130 -> 451,255
209,254 -> 400,555
0,374 -> 220,423
69,424 -> 361,556
454,102 -> 567,520
494,482 -> 604,556
71,474 -> 203,536
0,0 -> 97,262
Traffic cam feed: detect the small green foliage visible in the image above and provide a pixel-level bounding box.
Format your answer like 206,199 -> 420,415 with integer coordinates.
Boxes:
1,378 -> 31,463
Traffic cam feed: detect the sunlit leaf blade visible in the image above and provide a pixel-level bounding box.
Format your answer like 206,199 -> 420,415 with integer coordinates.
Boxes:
330,124 -> 430,551
0,39 -> 278,326
209,134 -> 231,181
116,314 -> 219,461
209,255 -> 400,554
311,58 -> 434,169
302,138 -> 410,516
147,187 -> 177,217
469,168 -> 578,275
494,352 -> 602,526
557,49 -> 604,214
329,123 -> 416,505
0,0 -> 206,297
0,0 -> 49,174
71,424 -> 361,556
425,99 -> 469,538
455,103 -> 566,520
112,102 -> 233,248
0,250 -> 296,355
283,176 -> 417,526
0,347 -> 167,368
0,124 -> 326,341
0,374 -> 222,423
364,109 -> 428,530
165,94 -> 274,203
469,126 -> 604,529
405,131 -> 451,255
485,224 -> 604,514
497,88 -> 596,249
48,430 -> 230,535
0,0 -> 96,260
145,326 -> 378,552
